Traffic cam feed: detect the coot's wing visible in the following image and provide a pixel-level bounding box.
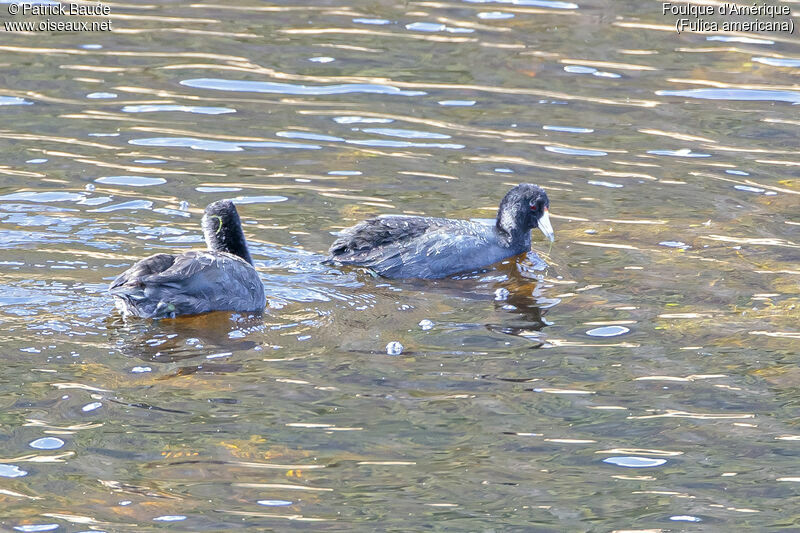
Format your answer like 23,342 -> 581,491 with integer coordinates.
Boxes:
381,223 -> 504,278
110,251 -> 265,318
328,216 -> 436,260
109,253 -> 176,292
329,218 -> 505,279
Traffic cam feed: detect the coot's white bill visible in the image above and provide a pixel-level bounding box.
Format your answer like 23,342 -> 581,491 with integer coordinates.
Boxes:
538,208 -> 554,242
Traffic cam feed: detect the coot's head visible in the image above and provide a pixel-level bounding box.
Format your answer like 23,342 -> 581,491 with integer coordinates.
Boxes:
201,200 -> 254,265
496,183 -> 554,242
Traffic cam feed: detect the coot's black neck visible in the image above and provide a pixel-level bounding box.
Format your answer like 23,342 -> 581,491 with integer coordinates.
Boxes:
202,201 -> 254,265
495,208 -> 532,251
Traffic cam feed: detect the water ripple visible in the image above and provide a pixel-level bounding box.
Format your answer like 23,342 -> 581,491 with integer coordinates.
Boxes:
181,78 -> 427,96
121,104 -> 235,115
129,137 -> 321,152
603,456 -> 667,468
545,146 -> 607,156
346,139 -> 464,149
752,57 -> 800,68
657,88 -> 800,104
0,96 -> 33,106
463,0 -> 578,9
95,176 -> 167,187
361,128 -> 451,140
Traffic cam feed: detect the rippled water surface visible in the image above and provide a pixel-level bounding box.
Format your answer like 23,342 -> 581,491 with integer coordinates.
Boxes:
0,0 -> 799,530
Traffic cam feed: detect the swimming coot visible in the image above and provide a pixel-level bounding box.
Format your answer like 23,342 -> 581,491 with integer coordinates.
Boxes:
327,183 -> 554,279
109,200 -> 266,318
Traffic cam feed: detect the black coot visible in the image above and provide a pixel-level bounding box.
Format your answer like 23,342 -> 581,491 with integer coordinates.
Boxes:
110,200 -> 266,318
327,183 -> 554,279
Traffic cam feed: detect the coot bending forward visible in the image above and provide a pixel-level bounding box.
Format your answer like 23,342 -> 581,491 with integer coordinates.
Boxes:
110,200 -> 266,318
327,183 -> 554,279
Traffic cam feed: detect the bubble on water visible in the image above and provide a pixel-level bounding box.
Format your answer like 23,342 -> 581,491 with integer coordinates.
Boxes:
603,456 -> 666,468
131,366 -> 152,373
29,437 -> 65,450
179,201 -> 190,211
386,341 -> 404,355
494,288 -> 509,301
419,319 -> 434,330
85,183 -> 96,192
586,326 -> 630,337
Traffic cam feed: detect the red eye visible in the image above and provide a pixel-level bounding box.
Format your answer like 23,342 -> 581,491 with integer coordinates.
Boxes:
530,204 -> 537,211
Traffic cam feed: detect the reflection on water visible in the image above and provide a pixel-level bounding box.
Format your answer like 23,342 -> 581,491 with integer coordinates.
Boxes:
0,0 -> 798,529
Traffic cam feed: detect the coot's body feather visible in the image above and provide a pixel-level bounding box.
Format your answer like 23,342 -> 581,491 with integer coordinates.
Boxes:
110,200 -> 266,319
110,251 -> 265,319
327,184 -> 554,279
330,216 -> 525,279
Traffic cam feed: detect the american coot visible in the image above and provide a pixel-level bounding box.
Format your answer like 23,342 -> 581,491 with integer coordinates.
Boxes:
327,183 -> 554,279
109,200 -> 266,319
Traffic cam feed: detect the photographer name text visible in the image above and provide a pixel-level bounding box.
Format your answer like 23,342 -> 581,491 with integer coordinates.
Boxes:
4,2 -> 112,33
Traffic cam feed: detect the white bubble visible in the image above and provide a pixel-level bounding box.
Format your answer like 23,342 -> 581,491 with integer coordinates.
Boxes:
386,341 -> 404,355
494,288 -> 509,301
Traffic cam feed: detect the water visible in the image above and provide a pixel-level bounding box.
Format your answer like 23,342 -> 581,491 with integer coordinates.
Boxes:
0,0 -> 798,530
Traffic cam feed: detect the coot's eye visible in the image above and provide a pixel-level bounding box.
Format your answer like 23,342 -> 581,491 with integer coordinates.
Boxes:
529,201 -> 537,211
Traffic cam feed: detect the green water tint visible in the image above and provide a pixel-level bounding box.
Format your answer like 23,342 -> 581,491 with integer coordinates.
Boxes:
0,0 -> 798,530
